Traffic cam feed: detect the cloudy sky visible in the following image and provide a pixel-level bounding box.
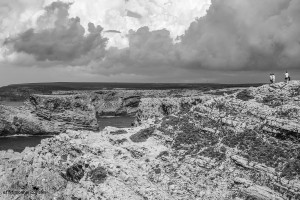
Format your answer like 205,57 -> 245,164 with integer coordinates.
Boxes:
0,0 -> 300,86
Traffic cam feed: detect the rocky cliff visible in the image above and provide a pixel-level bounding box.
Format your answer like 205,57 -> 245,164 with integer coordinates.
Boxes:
0,82 -> 300,199
0,89 -> 205,136
0,94 -> 98,135
0,90 -> 144,135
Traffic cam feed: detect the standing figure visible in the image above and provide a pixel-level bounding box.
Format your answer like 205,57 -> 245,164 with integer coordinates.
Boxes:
270,73 -> 275,84
285,71 -> 289,83
270,73 -> 273,83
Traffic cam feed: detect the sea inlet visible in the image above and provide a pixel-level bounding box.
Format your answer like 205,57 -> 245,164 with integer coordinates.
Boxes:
0,115 -> 135,152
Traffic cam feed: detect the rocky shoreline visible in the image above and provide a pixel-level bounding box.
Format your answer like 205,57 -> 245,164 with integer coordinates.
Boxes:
1,82 -> 300,199
0,90 -> 144,136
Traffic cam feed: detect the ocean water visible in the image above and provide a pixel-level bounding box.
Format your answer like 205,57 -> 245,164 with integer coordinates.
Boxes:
0,135 -> 52,152
0,116 -> 135,152
98,116 -> 135,130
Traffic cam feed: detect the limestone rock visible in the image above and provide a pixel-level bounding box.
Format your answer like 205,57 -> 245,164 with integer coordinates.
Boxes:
2,82 -> 300,199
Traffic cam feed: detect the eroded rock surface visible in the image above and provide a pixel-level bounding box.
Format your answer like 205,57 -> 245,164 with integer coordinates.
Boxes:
0,91 -> 143,135
0,94 -> 98,135
1,81 -> 300,199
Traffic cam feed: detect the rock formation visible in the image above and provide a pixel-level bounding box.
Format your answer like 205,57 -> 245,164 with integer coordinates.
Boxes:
0,90 -> 143,136
1,81 -> 300,199
0,94 -> 98,135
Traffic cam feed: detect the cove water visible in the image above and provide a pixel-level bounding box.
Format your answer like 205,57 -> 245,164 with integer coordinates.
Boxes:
0,135 -> 52,152
0,116 -> 135,152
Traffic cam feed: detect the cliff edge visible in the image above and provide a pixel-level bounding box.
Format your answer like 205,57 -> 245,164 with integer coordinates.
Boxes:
0,82 -> 300,199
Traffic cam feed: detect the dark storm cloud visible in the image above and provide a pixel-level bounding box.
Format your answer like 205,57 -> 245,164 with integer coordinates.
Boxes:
97,0 -> 300,76
126,10 -> 142,19
5,1 -> 107,64
4,0 -> 300,77
104,30 -> 121,33
178,0 -> 300,71
96,26 -> 176,75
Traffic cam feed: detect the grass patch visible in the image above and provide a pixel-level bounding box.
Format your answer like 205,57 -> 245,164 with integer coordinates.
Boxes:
173,123 -> 219,149
157,108 -> 300,180
61,163 -> 84,183
276,108 -> 298,119
222,129 -> 300,179
200,146 -> 226,162
281,160 -> 300,180
290,87 -> 300,97
159,116 -> 182,134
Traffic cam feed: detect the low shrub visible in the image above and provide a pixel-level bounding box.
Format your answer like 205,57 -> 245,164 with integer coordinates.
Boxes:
276,108 -> 298,118
236,90 -> 254,101
200,147 -> 226,162
290,87 -> 300,97
222,129 -> 300,179
88,166 -> 107,184
130,127 -> 155,143
173,122 -> 219,152
160,116 -> 181,129
61,163 -> 84,183
215,101 -> 226,111
160,104 -> 174,115
180,102 -> 192,114
281,160 -> 300,179
262,95 -> 283,107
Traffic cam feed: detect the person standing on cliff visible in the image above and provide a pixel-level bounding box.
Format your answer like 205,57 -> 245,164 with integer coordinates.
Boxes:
285,70 -> 290,83
270,73 -> 273,84
270,73 -> 275,84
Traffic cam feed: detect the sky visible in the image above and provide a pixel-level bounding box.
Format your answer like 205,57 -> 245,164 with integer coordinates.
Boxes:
0,0 -> 300,86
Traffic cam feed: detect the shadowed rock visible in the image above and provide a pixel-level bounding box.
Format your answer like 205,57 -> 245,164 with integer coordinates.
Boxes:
110,130 -> 128,135
130,127 -> 155,143
88,166 -> 108,184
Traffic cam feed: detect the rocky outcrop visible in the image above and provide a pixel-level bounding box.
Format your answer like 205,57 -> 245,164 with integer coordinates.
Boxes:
0,89 -> 204,135
91,91 -> 141,116
0,94 -> 98,135
131,81 -> 300,199
0,91 -> 142,135
0,126 -> 234,200
1,81 -> 300,199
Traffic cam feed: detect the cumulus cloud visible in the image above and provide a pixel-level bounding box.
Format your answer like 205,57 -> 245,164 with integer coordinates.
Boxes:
178,0 -> 300,71
2,0 -> 300,84
64,0 -> 210,47
126,10 -> 142,19
104,30 -> 121,33
0,0 -> 210,64
0,0 -> 44,40
100,0 -> 300,74
4,1 -> 107,64
95,26 -> 176,75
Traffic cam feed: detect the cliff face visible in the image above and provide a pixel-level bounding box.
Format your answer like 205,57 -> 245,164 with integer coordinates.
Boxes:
0,89 -> 203,136
0,82 -> 300,199
90,91 -> 141,116
0,91 -> 143,135
133,81 -> 300,199
0,94 -> 98,135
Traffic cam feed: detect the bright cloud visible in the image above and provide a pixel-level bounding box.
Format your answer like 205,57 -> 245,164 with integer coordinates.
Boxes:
1,0 -> 300,86
62,0 -> 211,47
